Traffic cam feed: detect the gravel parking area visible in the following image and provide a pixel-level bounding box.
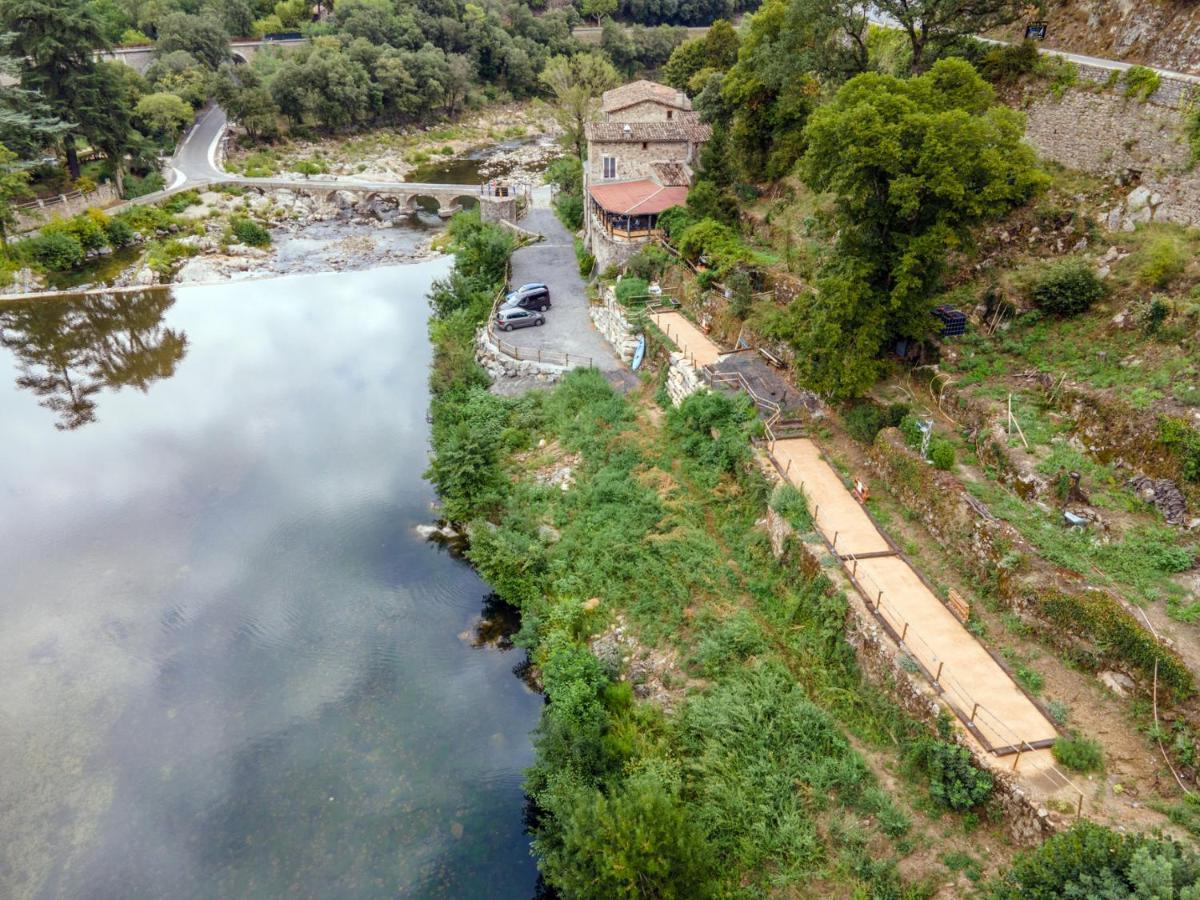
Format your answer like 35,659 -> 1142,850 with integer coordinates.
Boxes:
503,209 -> 623,373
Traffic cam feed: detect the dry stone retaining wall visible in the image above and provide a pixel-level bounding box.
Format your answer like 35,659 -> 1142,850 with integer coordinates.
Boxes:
475,330 -> 566,384
665,350 -> 704,406
1021,65 -> 1200,229
589,288 -> 640,362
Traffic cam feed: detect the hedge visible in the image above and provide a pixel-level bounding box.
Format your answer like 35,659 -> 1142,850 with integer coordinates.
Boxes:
1039,588 -> 1194,699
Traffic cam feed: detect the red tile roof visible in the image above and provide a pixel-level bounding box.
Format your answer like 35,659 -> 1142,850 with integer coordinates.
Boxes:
585,118 -> 711,143
651,161 -> 692,186
589,180 -> 689,215
601,80 -> 692,114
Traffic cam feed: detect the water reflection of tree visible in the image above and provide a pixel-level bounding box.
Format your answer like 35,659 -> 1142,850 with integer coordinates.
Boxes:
0,290 -> 187,430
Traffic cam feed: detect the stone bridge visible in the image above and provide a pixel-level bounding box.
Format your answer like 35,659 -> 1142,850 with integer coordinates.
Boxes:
117,176 -> 525,222
102,38 -> 307,74
227,178 -> 496,218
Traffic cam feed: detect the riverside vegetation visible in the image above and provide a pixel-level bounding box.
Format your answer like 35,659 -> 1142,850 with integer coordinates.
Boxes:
423,212 -> 1171,895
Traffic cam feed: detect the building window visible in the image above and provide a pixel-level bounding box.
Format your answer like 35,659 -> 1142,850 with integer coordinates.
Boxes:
641,142 -> 647,150
666,110 -> 673,120
602,156 -> 617,180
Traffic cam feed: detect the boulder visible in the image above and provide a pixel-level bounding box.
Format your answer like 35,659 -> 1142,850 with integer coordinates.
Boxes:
1099,670 -> 1135,697
1126,185 -> 1153,212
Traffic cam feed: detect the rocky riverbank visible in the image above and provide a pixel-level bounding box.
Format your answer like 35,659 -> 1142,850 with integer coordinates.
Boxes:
128,187 -> 446,287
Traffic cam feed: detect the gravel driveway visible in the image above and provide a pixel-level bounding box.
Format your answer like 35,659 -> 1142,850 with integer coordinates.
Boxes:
503,209 -> 624,374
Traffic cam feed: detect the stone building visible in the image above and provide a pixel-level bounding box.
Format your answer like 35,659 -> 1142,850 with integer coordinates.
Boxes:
583,80 -> 710,272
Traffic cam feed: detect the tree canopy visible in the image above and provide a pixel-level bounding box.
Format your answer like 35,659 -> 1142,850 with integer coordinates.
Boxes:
792,58 -> 1046,396
539,51 -> 621,159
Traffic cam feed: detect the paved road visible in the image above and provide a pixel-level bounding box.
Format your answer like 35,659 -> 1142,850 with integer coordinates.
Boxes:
169,104 -> 229,186
503,209 -> 623,374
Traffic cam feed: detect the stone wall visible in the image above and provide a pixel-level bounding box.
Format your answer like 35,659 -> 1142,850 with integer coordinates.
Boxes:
586,139 -> 693,183
475,329 -> 566,385
479,195 -> 518,225
590,288 -> 640,362
588,221 -> 645,274
1020,67 -> 1200,229
15,183 -> 119,232
665,350 -> 704,406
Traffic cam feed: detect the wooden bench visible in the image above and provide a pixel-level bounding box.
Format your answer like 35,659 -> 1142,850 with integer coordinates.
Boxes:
948,588 -> 970,623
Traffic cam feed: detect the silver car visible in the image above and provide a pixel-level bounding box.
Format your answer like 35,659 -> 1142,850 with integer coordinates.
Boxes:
495,307 -> 545,331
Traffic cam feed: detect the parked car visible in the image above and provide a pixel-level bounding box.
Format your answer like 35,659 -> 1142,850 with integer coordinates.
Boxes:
495,307 -> 545,331
502,283 -> 551,311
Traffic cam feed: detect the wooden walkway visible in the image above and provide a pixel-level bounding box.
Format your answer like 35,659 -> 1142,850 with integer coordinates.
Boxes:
647,311 -> 1060,758
648,310 -> 722,367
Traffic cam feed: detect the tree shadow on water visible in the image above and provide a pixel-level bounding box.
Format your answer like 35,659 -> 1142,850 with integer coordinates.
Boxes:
0,289 -> 187,430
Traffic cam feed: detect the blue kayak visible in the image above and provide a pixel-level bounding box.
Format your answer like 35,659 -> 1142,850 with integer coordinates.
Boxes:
631,333 -> 646,371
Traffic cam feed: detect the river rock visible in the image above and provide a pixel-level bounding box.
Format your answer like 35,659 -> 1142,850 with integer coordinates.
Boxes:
1099,670 -> 1135,697
332,190 -> 357,210
134,266 -> 157,285
1127,474 -> 1188,525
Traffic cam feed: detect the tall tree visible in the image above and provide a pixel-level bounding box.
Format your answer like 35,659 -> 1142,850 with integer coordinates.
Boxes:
0,142 -> 30,244
0,0 -> 110,177
538,52 -> 620,160
874,0 -> 1028,72
793,58 -> 1047,396
0,32 -> 70,158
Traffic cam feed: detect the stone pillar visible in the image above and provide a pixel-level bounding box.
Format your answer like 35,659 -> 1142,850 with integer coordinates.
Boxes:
480,195 -> 518,224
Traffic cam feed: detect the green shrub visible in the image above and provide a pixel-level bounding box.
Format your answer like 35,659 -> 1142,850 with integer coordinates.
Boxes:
844,402 -> 906,444
677,218 -> 754,280
667,389 -> 756,476
615,276 -> 650,305
657,205 -> 695,241
1031,258 -> 1105,316
577,250 -> 595,277
991,821 -> 1200,898
26,230 -> 84,270
123,171 -> 165,199
554,193 -> 584,231
293,160 -> 326,175
230,217 -> 271,247
899,414 -> 924,449
162,189 -> 200,214
144,238 -> 196,275
1051,734 -> 1104,772
1160,415 -> 1200,482
539,770 -> 715,898
978,40 -> 1039,83
104,217 -> 135,248
60,212 -> 108,253
1137,234 -> 1188,287
1122,65 -> 1161,100
769,482 -> 812,532
241,151 -> 277,176
930,437 -> 956,470
912,716 -> 993,811
624,245 -> 672,282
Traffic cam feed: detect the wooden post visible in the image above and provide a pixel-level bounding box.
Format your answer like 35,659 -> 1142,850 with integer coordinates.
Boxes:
1076,792 -> 1083,816
832,531 -> 839,550
970,702 -> 979,722
785,458 -> 791,476
900,622 -> 908,642
537,348 -> 542,363
876,589 -> 883,608
934,661 -> 944,683
1012,747 -> 1022,771
852,557 -> 858,576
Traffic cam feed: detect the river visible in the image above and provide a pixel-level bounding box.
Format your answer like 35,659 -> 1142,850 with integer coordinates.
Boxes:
0,261 -> 542,898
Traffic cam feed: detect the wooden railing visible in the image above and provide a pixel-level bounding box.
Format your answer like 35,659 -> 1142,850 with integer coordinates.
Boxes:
483,254 -> 593,370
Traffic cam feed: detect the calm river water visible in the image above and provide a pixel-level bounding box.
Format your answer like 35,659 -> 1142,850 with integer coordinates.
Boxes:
0,262 -> 542,898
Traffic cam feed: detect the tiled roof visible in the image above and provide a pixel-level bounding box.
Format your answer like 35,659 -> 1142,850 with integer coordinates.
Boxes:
589,180 -> 689,215
601,80 -> 691,114
651,162 -> 692,186
585,119 -> 711,143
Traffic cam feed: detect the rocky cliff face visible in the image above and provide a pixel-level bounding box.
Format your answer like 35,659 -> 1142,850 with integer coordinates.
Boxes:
995,0 -> 1200,71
